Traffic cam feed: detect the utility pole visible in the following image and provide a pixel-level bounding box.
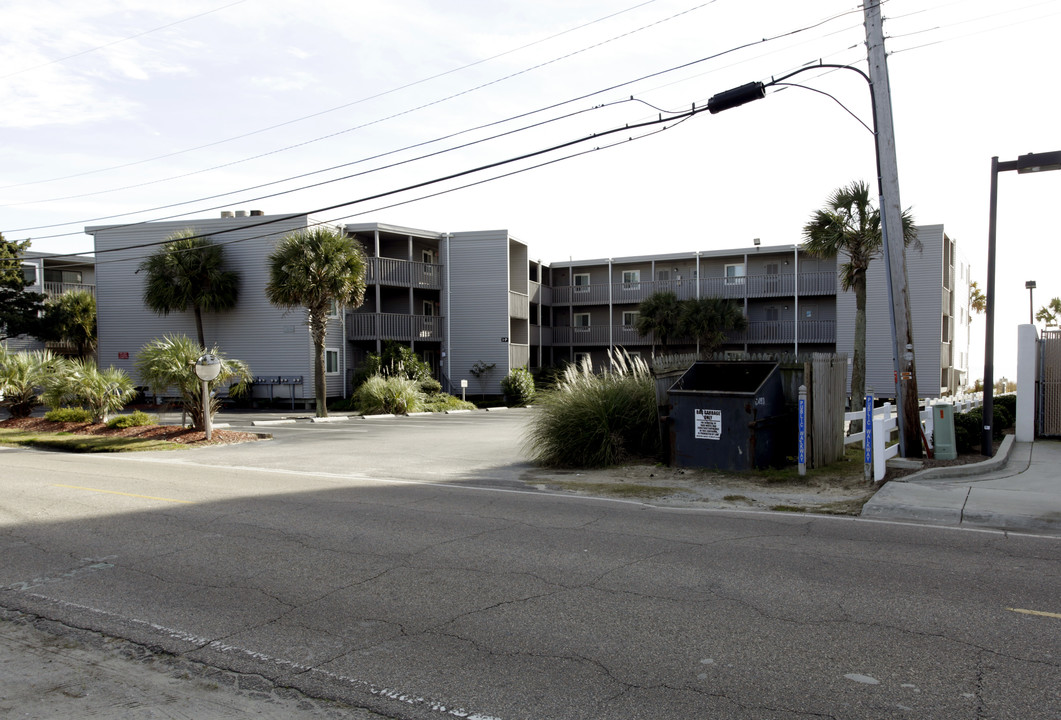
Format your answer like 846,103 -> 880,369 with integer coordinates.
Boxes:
864,1 -> 923,458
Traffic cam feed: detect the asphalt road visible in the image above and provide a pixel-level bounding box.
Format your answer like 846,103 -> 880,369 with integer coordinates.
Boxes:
1,410 -> 1059,719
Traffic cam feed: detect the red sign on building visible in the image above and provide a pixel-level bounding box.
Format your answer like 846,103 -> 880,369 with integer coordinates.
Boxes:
118,352 -> 129,359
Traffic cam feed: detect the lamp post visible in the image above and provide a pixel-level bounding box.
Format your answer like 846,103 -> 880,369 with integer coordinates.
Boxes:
1026,280 -> 1037,324
983,151 -> 1061,455
194,353 -> 222,441
708,62 -> 919,457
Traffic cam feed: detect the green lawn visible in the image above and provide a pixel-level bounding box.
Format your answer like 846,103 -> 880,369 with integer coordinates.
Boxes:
0,429 -> 186,453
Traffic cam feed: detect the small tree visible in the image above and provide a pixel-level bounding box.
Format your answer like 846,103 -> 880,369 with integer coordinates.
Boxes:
139,230 -> 241,349
677,297 -> 747,353
41,289 -> 97,359
266,227 -> 366,417
1035,297 -> 1061,327
0,347 -> 55,418
634,291 -> 682,354
469,360 -> 496,399
135,334 -> 251,429
0,233 -> 45,341
41,358 -> 135,423
969,281 -> 987,315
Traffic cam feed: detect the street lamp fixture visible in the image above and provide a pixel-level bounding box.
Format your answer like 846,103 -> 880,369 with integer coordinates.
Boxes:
1026,280 -> 1036,324
194,353 -> 222,441
983,151 -> 1061,455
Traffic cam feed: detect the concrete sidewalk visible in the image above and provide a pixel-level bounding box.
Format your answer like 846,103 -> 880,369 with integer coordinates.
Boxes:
861,438 -> 1061,536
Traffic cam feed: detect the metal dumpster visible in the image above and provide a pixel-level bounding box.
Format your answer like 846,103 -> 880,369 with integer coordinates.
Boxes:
667,361 -> 794,471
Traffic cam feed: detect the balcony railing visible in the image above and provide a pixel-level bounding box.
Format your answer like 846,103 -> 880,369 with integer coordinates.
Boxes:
365,258 -> 443,289
43,282 -> 95,297
346,313 -> 444,342
509,291 -> 529,320
550,271 -> 836,305
547,320 -> 836,346
510,343 -> 530,368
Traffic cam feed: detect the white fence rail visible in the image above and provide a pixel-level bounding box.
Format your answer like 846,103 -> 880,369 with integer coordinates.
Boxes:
840,393 -> 985,481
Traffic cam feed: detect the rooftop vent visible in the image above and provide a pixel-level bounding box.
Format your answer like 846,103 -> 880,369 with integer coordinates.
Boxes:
221,211 -> 235,218
235,210 -> 248,217
250,209 -> 264,216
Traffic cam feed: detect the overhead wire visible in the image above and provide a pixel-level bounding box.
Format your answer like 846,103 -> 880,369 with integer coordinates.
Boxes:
0,0 -> 690,192
9,6 -> 867,238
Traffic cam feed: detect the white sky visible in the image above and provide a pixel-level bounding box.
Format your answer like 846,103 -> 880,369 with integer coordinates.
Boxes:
3,0 -> 1059,379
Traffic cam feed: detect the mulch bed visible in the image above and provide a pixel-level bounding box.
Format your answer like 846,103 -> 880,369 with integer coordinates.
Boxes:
0,417 -> 262,446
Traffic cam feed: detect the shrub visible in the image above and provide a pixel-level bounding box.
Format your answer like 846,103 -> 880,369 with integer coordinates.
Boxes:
994,393 -> 1017,418
501,367 -> 535,406
41,358 -> 137,423
993,405 -> 1012,430
422,393 -> 476,413
525,349 -> 659,468
354,375 -> 424,415
419,377 -> 442,395
953,406 -> 1005,453
45,407 -> 93,423
0,348 -> 56,418
352,342 -> 432,389
106,411 -> 157,429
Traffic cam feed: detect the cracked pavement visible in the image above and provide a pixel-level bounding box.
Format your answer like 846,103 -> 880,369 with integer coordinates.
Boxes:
1,409 -> 1059,718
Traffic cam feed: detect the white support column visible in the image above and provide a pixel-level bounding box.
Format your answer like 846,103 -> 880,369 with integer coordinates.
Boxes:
1017,323 -> 1038,442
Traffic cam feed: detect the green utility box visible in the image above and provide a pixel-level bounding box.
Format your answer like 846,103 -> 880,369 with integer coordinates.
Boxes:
933,403 -> 957,460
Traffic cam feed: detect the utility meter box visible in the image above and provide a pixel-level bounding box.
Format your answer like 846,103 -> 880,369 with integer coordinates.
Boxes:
933,403 -> 957,460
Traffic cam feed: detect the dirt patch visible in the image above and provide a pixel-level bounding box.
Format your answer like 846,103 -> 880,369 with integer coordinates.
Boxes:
0,417 -> 262,447
523,461 -> 876,515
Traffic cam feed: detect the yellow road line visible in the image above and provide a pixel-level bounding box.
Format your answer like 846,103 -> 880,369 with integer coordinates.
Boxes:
53,484 -> 192,504
1007,607 -> 1061,619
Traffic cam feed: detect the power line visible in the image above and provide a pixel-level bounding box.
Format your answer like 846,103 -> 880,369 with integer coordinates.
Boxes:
0,0 -> 249,80
76,103 -> 705,264
0,0 -> 673,191
8,5 -> 865,239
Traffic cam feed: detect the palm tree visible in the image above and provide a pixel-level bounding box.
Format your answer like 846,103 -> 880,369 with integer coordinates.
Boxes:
135,334 -> 251,429
265,227 -> 367,417
678,297 -> 747,353
803,180 -> 917,429
634,291 -> 682,355
138,230 -> 241,349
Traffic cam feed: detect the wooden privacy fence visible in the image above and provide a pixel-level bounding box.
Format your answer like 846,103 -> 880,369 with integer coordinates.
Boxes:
651,351 -> 848,469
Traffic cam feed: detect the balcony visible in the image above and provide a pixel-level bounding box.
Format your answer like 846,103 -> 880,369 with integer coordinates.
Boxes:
548,321 -> 835,347
509,343 -> 530,368
509,291 -> 529,320
43,282 -> 95,298
550,271 -> 836,305
347,313 -> 443,342
365,258 -> 443,289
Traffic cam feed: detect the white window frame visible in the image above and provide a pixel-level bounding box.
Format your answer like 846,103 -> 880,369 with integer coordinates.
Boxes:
326,299 -> 340,318
325,348 -> 340,374
423,300 -> 435,317
622,311 -> 639,327
422,249 -> 434,264
725,263 -> 745,285
574,273 -> 591,292
621,269 -> 640,289
22,264 -> 37,285
573,313 -> 591,330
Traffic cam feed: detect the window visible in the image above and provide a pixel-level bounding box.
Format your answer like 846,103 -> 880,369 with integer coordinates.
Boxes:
765,307 -> 779,322
725,263 -> 745,285
573,313 -> 591,330
21,264 -> 37,285
422,249 -> 434,264
44,269 -> 82,284
765,263 -> 779,276
657,269 -> 671,282
622,311 -> 639,327
327,299 -> 339,318
325,349 -> 340,374
423,301 -> 435,317
621,270 -> 640,289
574,273 -> 590,292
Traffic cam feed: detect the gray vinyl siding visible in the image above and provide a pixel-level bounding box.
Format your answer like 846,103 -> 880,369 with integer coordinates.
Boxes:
446,230 -> 512,394
835,224 -> 946,399
88,213 -> 350,401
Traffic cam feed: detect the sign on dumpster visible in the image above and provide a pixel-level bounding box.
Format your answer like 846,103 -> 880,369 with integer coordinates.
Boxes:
694,409 -> 722,440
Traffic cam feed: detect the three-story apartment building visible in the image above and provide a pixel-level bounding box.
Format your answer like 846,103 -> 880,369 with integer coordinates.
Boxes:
83,212 -> 970,404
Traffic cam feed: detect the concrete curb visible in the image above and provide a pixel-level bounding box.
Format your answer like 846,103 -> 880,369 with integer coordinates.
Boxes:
360,414 -> 395,420
309,415 -> 351,423
894,434 -> 1016,482
251,419 -> 297,426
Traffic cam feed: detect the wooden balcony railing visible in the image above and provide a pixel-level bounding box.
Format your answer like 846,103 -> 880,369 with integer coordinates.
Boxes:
346,313 -> 443,342
365,258 -> 443,289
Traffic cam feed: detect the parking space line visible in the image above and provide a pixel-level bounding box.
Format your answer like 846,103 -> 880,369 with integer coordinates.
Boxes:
1006,607 -> 1061,619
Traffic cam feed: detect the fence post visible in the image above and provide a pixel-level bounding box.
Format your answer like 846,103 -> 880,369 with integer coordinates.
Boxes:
874,402 -> 889,482
864,387 -> 874,484
798,384 -> 807,476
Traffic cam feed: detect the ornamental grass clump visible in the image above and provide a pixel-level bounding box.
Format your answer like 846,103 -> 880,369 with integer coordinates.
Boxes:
354,375 -> 424,415
525,349 -> 659,468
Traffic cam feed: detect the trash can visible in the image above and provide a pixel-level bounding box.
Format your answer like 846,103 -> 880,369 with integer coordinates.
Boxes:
667,361 -> 794,471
